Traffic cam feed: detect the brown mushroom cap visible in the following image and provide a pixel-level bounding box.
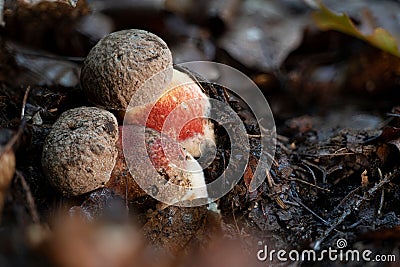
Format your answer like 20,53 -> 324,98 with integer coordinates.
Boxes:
42,107 -> 119,196
81,29 -> 173,111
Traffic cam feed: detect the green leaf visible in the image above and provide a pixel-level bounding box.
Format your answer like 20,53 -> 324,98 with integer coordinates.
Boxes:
313,3 -> 400,57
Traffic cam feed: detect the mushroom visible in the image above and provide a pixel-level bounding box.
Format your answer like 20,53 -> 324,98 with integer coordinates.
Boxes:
42,107 -> 207,202
72,29 -> 214,201
125,68 -> 215,157
105,126 -> 146,200
80,29 -> 173,111
107,125 -> 208,203
42,107 -> 119,196
80,29 -> 215,157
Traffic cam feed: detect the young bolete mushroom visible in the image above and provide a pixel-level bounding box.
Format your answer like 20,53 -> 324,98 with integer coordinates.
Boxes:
75,29 -> 215,201
80,29 -> 173,111
107,125 -> 208,203
42,107 -> 119,196
42,107 -> 207,201
125,69 -> 215,157
81,29 -> 215,157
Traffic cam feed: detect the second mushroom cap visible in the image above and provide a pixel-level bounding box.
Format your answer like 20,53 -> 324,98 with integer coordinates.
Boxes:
81,29 -> 173,111
42,107 -> 119,196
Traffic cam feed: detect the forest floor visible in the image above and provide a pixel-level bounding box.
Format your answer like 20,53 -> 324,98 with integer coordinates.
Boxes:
1,1 -> 400,266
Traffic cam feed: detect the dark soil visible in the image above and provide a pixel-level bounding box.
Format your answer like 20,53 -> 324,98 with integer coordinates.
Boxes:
1,1 -> 400,266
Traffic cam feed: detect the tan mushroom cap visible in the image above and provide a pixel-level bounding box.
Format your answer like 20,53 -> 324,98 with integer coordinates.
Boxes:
42,107 -> 119,196
81,29 -> 173,111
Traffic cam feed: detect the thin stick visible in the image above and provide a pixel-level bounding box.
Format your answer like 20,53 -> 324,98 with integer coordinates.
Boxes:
231,200 -> 240,234
302,159 -> 327,183
314,168 -> 400,247
386,113 -> 400,118
20,86 -> 31,120
18,51 -> 85,62
377,168 -> 384,216
291,196 -> 332,227
266,169 -> 274,188
0,86 -> 31,158
124,175 -> 129,213
15,171 -> 40,224
301,162 -> 317,185
378,189 -> 385,216
289,178 -> 330,192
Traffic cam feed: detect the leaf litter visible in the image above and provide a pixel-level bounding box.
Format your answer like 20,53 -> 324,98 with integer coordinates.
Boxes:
1,0 -> 400,266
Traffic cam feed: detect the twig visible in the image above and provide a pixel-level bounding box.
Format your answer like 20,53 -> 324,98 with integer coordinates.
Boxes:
0,87 -> 38,224
19,51 -> 85,62
20,86 -> 31,120
300,162 -> 317,185
124,175 -> 129,213
302,159 -> 327,183
314,168 -> 400,248
276,134 -> 289,143
277,141 -> 294,155
291,196 -> 332,227
231,200 -> 240,234
377,168 -> 385,216
15,171 -> 40,224
299,152 -> 355,158
0,86 -> 31,158
273,195 -> 288,209
386,113 -> 400,118
282,200 -> 300,207
378,189 -> 385,216
336,186 -> 361,208
289,178 -> 330,192
320,152 -> 356,156
266,169 -> 275,188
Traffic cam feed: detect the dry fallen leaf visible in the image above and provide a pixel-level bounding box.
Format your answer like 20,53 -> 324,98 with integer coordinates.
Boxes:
2,41 -> 80,87
219,0 -> 309,71
379,126 -> 400,154
313,3 -> 400,57
39,217 -> 144,267
0,142 -> 16,217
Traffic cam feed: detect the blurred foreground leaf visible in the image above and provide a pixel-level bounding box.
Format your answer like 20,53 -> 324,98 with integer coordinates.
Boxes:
313,3 -> 400,57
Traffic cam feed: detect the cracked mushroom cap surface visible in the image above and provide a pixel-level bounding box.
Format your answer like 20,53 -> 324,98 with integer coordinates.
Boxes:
81,29 -> 173,111
42,107 -> 119,196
